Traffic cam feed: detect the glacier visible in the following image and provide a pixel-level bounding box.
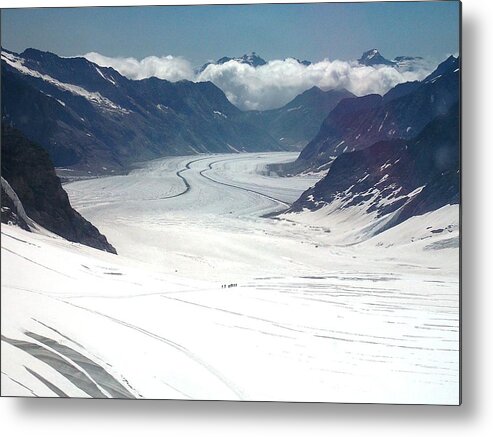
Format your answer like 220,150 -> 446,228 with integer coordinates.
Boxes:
1,152 -> 459,404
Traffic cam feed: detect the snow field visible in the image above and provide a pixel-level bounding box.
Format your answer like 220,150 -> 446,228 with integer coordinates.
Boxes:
2,152 -> 459,403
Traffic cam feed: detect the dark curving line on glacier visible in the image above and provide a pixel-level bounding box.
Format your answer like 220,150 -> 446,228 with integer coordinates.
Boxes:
146,156 -> 211,201
198,159 -> 290,208
1,247 -> 75,279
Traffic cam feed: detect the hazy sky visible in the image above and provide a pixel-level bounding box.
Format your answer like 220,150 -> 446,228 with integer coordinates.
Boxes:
1,2 -> 460,65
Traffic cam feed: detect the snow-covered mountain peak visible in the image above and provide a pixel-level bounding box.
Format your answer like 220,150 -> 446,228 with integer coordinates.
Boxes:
217,52 -> 267,67
2,49 -> 129,114
358,49 -> 396,67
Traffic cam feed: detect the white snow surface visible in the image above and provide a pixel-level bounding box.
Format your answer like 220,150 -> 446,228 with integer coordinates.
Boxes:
2,152 -> 459,404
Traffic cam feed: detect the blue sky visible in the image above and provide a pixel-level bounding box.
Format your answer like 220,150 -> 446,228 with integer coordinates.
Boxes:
1,2 -> 460,64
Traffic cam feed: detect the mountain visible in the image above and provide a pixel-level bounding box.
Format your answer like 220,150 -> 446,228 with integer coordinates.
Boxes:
1,124 -> 117,253
422,54 -> 459,83
291,55 -> 459,173
1,48 -> 282,174
358,49 -> 396,67
358,50 -> 429,72
198,52 -> 313,74
240,86 -> 354,149
285,101 -> 459,238
199,52 -> 267,73
218,52 -> 267,67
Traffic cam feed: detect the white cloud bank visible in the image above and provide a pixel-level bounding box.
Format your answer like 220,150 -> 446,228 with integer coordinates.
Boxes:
83,53 -> 437,111
84,52 -> 195,82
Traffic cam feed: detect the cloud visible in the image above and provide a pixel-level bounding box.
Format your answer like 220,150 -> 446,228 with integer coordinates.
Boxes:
83,52 -> 195,82
83,53 -> 436,111
197,58 -> 435,110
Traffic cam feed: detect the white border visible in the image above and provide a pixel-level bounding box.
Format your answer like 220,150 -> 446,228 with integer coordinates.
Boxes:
1,0 -> 492,436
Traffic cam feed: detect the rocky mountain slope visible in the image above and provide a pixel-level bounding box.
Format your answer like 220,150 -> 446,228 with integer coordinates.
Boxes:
290,55 -> 459,173
1,124 -> 116,253
358,49 -> 396,66
240,86 -> 354,149
286,101 -> 459,237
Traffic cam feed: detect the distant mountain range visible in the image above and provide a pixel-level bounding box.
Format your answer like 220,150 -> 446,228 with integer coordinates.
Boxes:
1,45 -> 459,250
200,49 -> 425,73
288,55 -> 459,173
1,48 -> 282,174
198,52 -> 311,73
1,47 -> 360,171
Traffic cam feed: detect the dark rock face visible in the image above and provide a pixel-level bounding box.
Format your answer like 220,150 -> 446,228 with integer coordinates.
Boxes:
288,102 -> 459,233
423,55 -> 459,83
241,87 -> 354,149
1,48 -> 281,174
1,124 -> 117,253
293,56 -> 459,173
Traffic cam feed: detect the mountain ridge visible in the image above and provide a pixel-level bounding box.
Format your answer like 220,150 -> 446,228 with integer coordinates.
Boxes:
199,52 -> 267,73
358,49 -> 396,66
289,55 -> 459,173
284,101 -> 459,239
239,86 -> 355,149
1,47 -> 283,174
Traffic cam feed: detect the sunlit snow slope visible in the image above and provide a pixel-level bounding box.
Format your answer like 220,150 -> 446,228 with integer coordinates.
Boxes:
2,152 -> 459,404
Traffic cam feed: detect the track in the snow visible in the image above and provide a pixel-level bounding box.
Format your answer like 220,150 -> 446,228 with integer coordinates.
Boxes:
156,156 -> 291,209
198,159 -> 290,208
151,156 -> 211,200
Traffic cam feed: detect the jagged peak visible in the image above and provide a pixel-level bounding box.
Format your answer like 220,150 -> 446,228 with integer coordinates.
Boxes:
358,49 -> 395,66
423,55 -> 459,83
